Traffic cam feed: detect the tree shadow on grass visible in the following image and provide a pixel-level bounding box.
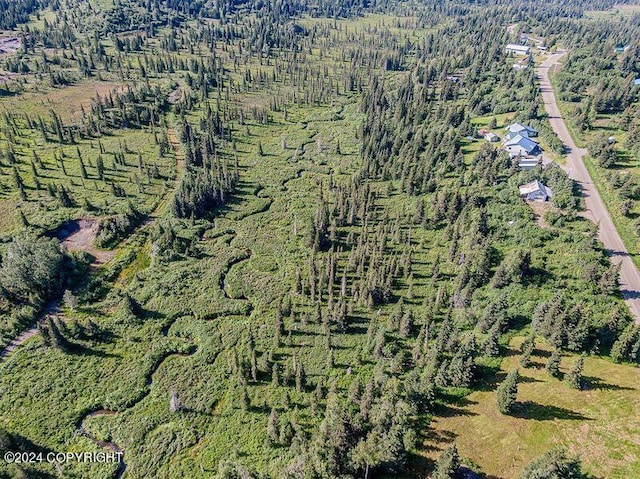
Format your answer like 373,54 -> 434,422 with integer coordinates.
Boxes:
532,347 -> 551,358
584,376 -> 635,391
405,452 -> 435,478
474,363 -> 505,391
434,394 -> 479,418
518,375 -> 543,384
422,427 -> 457,452
513,401 -> 590,421
68,344 -> 121,358
525,359 -> 547,369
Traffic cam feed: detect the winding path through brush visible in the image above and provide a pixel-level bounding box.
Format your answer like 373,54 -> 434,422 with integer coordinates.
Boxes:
76,346 -> 196,479
537,50 -> 640,323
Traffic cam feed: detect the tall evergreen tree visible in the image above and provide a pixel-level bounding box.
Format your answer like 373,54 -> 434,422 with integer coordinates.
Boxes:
496,369 -> 519,414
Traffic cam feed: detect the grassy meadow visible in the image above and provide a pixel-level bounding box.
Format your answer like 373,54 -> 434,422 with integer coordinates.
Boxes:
424,336 -> 640,479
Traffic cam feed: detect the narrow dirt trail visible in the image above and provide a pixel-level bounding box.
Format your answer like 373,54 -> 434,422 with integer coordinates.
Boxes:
537,51 -> 640,324
0,302 -> 60,361
147,127 -> 185,220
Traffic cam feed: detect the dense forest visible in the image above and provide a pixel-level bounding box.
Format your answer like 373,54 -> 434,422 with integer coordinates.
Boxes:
0,0 -> 639,478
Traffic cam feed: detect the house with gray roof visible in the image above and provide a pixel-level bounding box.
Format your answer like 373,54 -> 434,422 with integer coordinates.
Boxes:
504,134 -> 542,158
506,44 -> 531,55
519,180 -> 553,202
505,122 -> 538,137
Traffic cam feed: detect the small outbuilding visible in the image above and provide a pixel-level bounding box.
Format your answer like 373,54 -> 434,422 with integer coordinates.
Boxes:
485,132 -> 500,142
519,180 -> 553,201
518,158 -> 541,170
506,44 -> 531,55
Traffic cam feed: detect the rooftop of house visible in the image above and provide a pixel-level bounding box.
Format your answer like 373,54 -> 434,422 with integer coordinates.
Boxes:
506,43 -> 530,51
506,122 -> 538,136
506,134 -> 539,151
519,179 -> 553,197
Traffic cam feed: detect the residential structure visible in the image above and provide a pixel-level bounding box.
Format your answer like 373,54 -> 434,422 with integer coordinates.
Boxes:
517,158 -> 541,170
485,132 -> 500,142
504,134 -> 542,158
503,130 -> 521,142
505,122 -> 538,137
502,123 -> 542,169
519,180 -> 553,202
506,44 -> 531,55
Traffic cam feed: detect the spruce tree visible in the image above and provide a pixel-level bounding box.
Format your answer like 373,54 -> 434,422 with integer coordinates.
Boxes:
96,155 -> 104,180
519,335 -> 534,368
519,448 -> 586,479
546,349 -> 562,378
240,387 -> 250,411
432,443 -> 460,479
496,369 -> 519,414
295,361 -> 306,392
483,323 -> 500,357
566,356 -> 585,390
267,408 -> 279,445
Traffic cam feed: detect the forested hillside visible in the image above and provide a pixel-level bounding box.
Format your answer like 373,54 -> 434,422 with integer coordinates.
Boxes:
0,0 -> 639,478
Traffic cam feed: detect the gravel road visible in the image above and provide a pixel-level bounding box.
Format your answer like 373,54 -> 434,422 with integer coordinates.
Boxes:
537,51 -> 640,323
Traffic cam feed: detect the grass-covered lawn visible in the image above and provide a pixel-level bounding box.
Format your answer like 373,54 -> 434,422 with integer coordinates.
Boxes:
424,336 -> 640,479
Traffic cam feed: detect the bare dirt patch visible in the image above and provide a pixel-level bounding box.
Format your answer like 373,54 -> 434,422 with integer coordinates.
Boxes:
0,36 -> 21,55
51,218 -> 115,264
526,200 -> 555,228
45,81 -> 126,120
168,86 -> 183,104
10,81 -> 127,121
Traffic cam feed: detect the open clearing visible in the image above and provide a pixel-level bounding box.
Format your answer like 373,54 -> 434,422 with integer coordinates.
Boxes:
0,81 -> 125,121
424,337 -> 640,479
585,4 -> 640,19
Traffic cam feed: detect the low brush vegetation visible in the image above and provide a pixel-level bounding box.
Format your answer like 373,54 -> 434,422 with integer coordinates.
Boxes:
0,0 -> 638,478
